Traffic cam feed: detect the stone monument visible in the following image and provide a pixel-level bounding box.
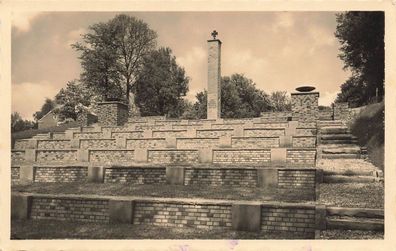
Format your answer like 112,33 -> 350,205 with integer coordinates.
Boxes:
207,30 -> 222,119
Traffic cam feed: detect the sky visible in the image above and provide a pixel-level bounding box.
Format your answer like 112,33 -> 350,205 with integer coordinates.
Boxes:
11,11 -> 351,120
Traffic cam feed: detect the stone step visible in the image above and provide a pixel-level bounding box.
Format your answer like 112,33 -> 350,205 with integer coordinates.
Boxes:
320,139 -> 358,145
322,147 -> 361,154
321,153 -> 361,159
320,134 -> 357,140
320,127 -> 349,134
323,175 -> 376,183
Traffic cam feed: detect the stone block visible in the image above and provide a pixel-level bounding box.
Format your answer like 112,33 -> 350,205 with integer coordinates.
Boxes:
219,135 -> 232,148
252,117 -> 262,123
257,168 -> 278,188
198,148 -> 213,163
116,137 -> 127,149
25,149 -> 36,162
234,126 -> 244,137
181,119 -> 189,125
70,139 -> 80,149
270,148 -> 286,165
88,166 -> 105,183
143,130 -> 153,138
166,166 -> 185,185
216,118 -> 224,124
65,130 -> 75,139
279,135 -> 292,147
186,129 -> 197,137
232,203 -> 261,232
315,205 -> 327,230
19,165 -> 34,182
109,200 -> 134,224
27,139 -> 38,149
134,148 -> 148,162
78,149 -> 89,162
285,121 -> 298,136
165,137 -> 177,148
102,130 -> 112,139
11,195 -> 32,220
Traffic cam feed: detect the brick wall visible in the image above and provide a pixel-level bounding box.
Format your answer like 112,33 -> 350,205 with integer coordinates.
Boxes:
252,122 -> 289,128
80,139 -> 117,149
152,130 -> 188,138
36,150 -> 78,163
147,150 -> 199,164
37,140 -> 71,149
297,122 -> 317,128
231,137 -> 279,148
213,149 -> 271,164
244,128 -> 285,137
177,138 -> 219,149
211,124 -> 242,130
184,168 -> 257,186
286,149 -> 316,165
261,205 -> 316,238
291,92 -> 319,122
30,197 -> 109,223
136,124 -> 169,131
97,102 -> 128,126
260,111 -> 292,121
14,140 -> 31,150
11,150 -> 25,164
278,169 -> 316,189
133,202 -> 232,229
34,166 -> 87,182
334,102 -> 350,121
126,139 -> 167,149
172,125 -> 204,130
292,137 -> 316,148
73,132 -> 103,139
296,128 -> 317,136
196,129 -> 233,138
89,150 -> 134,163
111,131 -> 144,139
104,167 -> 166,184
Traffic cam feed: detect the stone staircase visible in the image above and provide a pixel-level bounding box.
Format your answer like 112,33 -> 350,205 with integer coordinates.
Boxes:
317,120 -> 362,159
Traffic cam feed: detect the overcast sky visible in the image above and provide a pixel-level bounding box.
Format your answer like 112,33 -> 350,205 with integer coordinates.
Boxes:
11,11 -> 350,120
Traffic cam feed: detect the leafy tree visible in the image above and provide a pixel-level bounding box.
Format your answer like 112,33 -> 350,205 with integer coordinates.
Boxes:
186,74 -> 271,119
134,47 -> 189,118
269,91 -> 292,111
33,98 -> 55,122
335,11 -> 384,105
11,112 -> 35,133
73,14 -> 157,102
335,74 -> 367,107
53,80 -> 95,120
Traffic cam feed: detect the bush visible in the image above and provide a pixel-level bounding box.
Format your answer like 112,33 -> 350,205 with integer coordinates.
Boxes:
350,101 -> 384,170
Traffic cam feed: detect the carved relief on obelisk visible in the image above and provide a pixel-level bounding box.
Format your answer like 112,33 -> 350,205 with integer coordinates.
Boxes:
207,30 -> 222,119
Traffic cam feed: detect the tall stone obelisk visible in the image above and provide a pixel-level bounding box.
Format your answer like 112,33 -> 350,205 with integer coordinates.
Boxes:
207,30 -> 222,119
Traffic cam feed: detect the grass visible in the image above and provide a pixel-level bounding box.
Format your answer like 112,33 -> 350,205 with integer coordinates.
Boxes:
11,219 -> 310,239
12,182 -> 315,202
318,183 -> 383,209
349,101 -> 384,171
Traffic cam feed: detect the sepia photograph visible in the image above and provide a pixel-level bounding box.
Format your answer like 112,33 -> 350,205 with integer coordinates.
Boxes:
2,1 -> 396,250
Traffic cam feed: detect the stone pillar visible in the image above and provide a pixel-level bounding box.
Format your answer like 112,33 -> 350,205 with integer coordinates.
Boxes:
333,102 -> 349,121
97,101 -> 129,126
207,38 -> 222,119
291,91 -> 319,122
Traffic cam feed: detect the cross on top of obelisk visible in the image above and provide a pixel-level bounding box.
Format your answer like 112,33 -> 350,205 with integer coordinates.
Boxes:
211,30 -> 218,39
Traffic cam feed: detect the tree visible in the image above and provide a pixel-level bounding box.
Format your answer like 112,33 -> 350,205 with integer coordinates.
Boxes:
11,112 -> 35,133
335,74 -> 367,107
186,74 -> 272,119
134,47 -> 189,118
73,14 -> 157,102
335,11 -> 384,105
269,91 -> 292,111
33,98 -> 55,122
53,80 -> 96,120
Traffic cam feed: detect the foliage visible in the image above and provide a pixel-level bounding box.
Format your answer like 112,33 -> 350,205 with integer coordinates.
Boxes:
32,98 -> 55,122
134,47 -> 189,118
186,74 -> 272,119
335,11 -> 384,105
53,80 -> 95,121
11,112 -> 35,133
73,14 -> 157,101
350,101 -> 384,170
269,91 -> 291,111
